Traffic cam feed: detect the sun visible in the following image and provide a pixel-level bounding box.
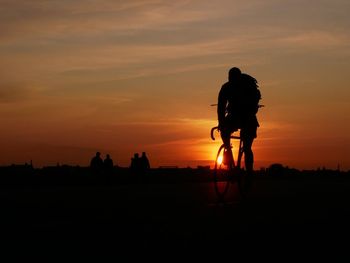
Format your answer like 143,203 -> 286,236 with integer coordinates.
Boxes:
217,155 -> 223,165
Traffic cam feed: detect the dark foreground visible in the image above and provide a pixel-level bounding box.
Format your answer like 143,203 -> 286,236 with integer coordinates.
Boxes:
1,172 -> 350,260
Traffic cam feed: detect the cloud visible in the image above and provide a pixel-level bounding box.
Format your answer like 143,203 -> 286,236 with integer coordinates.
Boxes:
0,0 -> 219,42
0,0 -> 287,45
0,83 -> 41,103
2,0 -> 350,85
277,31 -> 350,50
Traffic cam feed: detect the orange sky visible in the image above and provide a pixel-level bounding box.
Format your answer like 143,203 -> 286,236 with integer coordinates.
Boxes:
1,0 -> 350,170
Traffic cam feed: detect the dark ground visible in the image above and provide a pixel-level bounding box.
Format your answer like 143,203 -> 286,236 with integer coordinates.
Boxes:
1,171 -> 350,260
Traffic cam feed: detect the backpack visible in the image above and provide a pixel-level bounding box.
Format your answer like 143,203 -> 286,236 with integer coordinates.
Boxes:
230,73 -> 261,117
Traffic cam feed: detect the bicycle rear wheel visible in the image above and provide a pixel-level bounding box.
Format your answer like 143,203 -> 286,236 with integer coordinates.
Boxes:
214,144 -> 233,200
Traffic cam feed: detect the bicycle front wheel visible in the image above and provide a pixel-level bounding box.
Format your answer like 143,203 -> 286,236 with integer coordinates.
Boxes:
214,144 -> 233,200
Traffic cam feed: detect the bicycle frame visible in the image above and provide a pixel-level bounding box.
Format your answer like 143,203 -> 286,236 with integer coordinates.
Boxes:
211,126 -> 243,169
210,104 -> 263,201
211,126 -> 251,201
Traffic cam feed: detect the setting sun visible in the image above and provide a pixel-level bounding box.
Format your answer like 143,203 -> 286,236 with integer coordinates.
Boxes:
217,155 -> 223,165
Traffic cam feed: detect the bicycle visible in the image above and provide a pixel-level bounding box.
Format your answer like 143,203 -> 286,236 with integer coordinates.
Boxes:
210,126 -> 253,201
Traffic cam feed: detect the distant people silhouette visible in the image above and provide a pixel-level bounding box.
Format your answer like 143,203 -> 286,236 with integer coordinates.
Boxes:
90,152 -> 104,174
104,154 -> 114,174
140,152 -> 150,172
217,67 -> 261,173
130,153 -> 140,172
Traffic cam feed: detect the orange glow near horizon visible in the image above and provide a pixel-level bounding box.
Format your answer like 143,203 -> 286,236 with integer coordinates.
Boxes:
217,155 -> 223,166
0,1 -> 350,170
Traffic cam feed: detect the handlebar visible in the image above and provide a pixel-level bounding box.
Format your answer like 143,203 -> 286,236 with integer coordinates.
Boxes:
211,104 -> 265,108
211,126 -> 218,140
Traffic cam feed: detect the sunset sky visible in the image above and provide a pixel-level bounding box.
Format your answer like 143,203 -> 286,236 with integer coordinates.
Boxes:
1,0 -> 349,170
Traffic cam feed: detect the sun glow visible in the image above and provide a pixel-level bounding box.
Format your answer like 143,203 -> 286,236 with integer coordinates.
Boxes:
217,155 -> 223,165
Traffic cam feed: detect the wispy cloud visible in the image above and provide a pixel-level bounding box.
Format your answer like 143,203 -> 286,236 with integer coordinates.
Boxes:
0,0 -> 224,42
277,30 -> 350,50
0,83 -> 43,103
2,0 -> 350,84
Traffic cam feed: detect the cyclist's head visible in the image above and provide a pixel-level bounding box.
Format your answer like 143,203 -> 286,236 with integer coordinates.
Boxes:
228,67 -> 241,82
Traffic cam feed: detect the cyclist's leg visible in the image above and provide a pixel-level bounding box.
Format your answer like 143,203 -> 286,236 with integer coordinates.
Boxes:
242,137 -> 254,173
220,128 -> 230,148
241,121 -> 257,174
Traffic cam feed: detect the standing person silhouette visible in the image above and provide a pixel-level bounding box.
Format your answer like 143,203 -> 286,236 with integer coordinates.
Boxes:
90,151 -> 104,174
103,154 -> 114,174
140,152 -> 150,171
130,153 -> 140,172
217,67 -> 261,173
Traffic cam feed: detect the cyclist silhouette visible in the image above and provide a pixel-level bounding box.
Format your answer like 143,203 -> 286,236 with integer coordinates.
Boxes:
217,67 -> 261,174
